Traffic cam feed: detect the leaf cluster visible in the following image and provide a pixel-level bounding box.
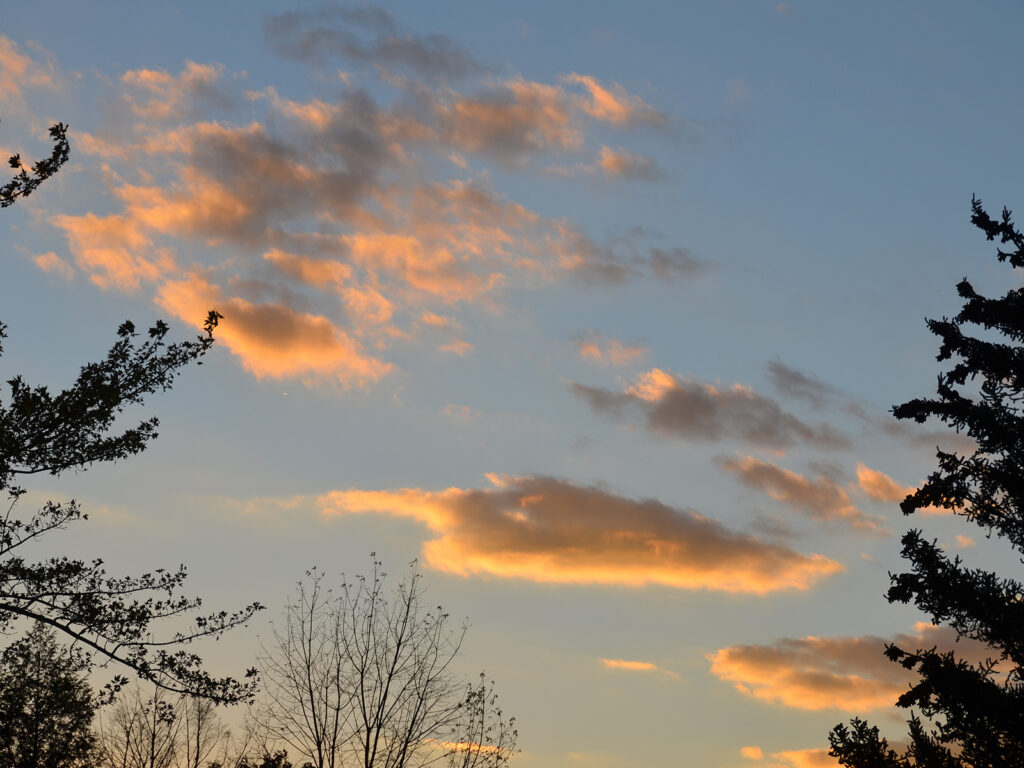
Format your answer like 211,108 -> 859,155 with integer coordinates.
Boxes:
0,123 -> 69,208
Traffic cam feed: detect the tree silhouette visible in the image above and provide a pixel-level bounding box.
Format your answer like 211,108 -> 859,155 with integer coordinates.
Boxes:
0,622 -> 96,768
1,122 -> 70,208
255,561 -> 518,768
829,197 -> 1024,766
0,312 -> 262,702
1,124 -> 262,703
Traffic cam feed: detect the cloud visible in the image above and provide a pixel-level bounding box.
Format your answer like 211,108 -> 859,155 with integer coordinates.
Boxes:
570,369 -> 849,450
156,272 -> 391,386
767,363 -> 977,455
263,249 -> 352,289
740,746 -> 764,761
648,247 -> 707,279
597,146 -> 665,180
318,475 -> 843,593
264,5 -> 483,78
573,330 -> 648,366
33,251 -> 74,281
719,456 -> 884,533
439,340 -> 473,356
52,213 -> 173,291
600,658 -> 679,679
39,10 -> 684,388
708,623 -> 989,712
766,361 -> 839,408
562,73 -> 668,126
855,463 -> 948,516
855,463 -> 908,503
770,750 -> 837,768
955,534 -> 976,548
441,403 -> 480,421
0,36 -> 58,103
121,61 -> 234,121
436,78 -> 583,165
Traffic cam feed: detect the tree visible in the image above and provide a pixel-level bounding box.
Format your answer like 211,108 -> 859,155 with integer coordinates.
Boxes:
0,312 -> 262,701
96,685 -> 182,768
829,197 -> 1024,766
95,683 -> 234,768
0,621 -> 97,768
180,694 -> 228,768
1,122 -> 70,207
445,674 -> 518,768
255,561 -> 518,768
1,123 -> 262,702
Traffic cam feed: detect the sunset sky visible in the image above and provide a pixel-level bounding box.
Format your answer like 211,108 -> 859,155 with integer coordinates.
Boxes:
2,3 -> 1022,767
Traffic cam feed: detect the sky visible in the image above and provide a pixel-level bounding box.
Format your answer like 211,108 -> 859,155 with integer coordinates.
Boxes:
2,3 -> 1022,767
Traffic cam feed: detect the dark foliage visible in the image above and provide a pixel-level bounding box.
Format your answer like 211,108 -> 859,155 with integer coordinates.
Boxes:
0,123 -> 70,208
0,622 -> 96,768
829,198 -> 1024,766
1,122 -> 261,703
0,314 -> 263,703
214,750 -> 314,768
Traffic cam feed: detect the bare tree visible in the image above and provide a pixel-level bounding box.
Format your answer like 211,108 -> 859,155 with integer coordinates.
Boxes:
254,570 -> 349,768
181,696 -> 226,768
95,684 -> 230,768
446,675 -> 518,768
96,686 -> 181,768
256,561 -> 517,768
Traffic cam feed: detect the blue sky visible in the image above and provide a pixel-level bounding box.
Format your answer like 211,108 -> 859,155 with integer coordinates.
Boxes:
2,3 -> 1021,767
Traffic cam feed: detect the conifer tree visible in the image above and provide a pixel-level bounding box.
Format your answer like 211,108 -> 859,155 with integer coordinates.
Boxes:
0,622 -> 96,768
829,198 -> 1024,766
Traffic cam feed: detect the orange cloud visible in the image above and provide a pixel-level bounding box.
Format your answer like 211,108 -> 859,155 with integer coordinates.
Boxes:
318,475 -> 843,593
574,331 -> 648,366
770,749 -> 838,768
438,340 -> 473,356
156,273 -> 391,386
855,463 -> 948,516
600,658 -> 679,679
247,86 -> 340,131
719,456 -> 885,533
740,746 -> 764,761
264,249 -> 352,288
39,19 -> 686,388
600,659 -> 657,672
570,369 -> 849,450
437,78 -> 581,164
34,251 -> 74,281
0,36 -> 56,102
855,463 -> 909,503
562,73 -> 668,126
708,624 -> 990,713
431,741 -> 502,755
121,61 -> 232,121
955,534 -> 976,548
598,146 -> 665,180
52,213 -> 173,291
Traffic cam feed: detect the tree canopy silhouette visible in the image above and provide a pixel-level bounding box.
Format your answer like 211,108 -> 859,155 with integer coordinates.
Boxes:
829,197 -> 1024,766
0,622 -> 96,768
0,122 -> 262,703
